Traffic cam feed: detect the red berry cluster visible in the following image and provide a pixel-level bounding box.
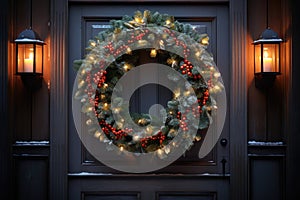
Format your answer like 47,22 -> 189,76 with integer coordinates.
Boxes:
92,70 -> 107,108
179,59 -> 202,80
163,29 -> 190,59
103,30 -> 150,58
200,89 -> 210,107
104,42 -> 131,58
99,120 -> 133,140
140,131 -> 166,149
127,29 -> 149,44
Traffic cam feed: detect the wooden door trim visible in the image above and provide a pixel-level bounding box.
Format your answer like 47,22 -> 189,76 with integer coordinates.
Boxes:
0,0 -> 11,198
49,0 -> 69,199
50,0 -> 248,199
229,0 -> 248,199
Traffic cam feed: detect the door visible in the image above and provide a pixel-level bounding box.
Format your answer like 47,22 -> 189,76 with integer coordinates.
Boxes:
68,3 -> 229,200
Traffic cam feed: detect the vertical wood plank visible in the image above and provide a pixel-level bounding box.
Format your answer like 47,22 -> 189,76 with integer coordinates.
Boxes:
31,0 -> 51,140
49,0 -> 68,199
229,0 -> 248,199
247,0 -> 267,141
0,0 -> 11,198
287,0 -> 300,199
14,0 -> 33,141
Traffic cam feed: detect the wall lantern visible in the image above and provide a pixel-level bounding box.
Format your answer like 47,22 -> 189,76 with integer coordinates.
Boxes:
15,28 -> 45,88
15,28 -> 45,76
14,0 -> 45,88
253,0 -> 283,90
253,27 -> 282,89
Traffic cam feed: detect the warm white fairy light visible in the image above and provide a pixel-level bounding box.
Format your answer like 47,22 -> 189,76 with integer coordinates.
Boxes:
120,146 -> 124,151
195,135 -> 201,141
150,49 -> 157,57
214,85 -> 221,91
78,80 -> 85,88
99,134 -> 105,141
126,47 -> 132,54
133,135 -> 140,141
134,16 -> 143,23
174,89 -> 180,99
113,108 -> 120,114
201,36 -> 209,45
159,40 -> 164,48
86,119 -> 92,125
103,103 -> 109,110
94,130 -> 101,138
184,90 -> 190,96
123,63 -> 131,71
146,126 -> 153,134
90,41 -> 96,47
164,146 -> 170,154
214,72 -> 221,78
157,149 -> 163,156
171,60 -> 176,68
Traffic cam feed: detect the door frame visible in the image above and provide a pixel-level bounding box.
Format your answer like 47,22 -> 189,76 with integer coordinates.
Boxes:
49,0 -> 247,200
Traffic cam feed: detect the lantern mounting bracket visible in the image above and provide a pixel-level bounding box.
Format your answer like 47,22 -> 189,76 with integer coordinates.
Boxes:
20,73 -> 43,90
254,72 -> 280,90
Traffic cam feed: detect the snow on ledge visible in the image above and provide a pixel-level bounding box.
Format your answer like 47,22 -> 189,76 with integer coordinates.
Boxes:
248,141 -> 284,146
15,141 -> 50,146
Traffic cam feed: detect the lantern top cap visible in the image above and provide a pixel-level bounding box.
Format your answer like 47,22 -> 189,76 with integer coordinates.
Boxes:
15,28 -> 44,44
253,27 -> 283,44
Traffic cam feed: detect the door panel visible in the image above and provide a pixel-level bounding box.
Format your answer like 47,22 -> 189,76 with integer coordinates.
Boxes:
69,3 -> 229,200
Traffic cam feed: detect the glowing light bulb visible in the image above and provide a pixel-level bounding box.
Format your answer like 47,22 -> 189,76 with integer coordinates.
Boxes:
214,72 -> 221,78
195,51 -> 201,57
123,63 -> 130,71
126,47 -> 132,54
157,149 -> 163,155
90,41 -> 96,46
94,131 -> 101,138
184,91 -> 190,96
150,49 -> 157,57
78,80 -> 85,88
201,36 -> 209,45
174,89 -> 180,99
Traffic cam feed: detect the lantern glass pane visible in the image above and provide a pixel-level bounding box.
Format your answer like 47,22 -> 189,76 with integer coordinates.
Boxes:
262,43 -> 279,73
18,43 -> 34,73
36,44 -> 43,74
254,44 -> 262,73
17,44 -> 25,73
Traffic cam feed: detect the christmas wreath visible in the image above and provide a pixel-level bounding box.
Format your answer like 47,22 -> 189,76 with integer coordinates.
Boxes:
73,10 -> 224,157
